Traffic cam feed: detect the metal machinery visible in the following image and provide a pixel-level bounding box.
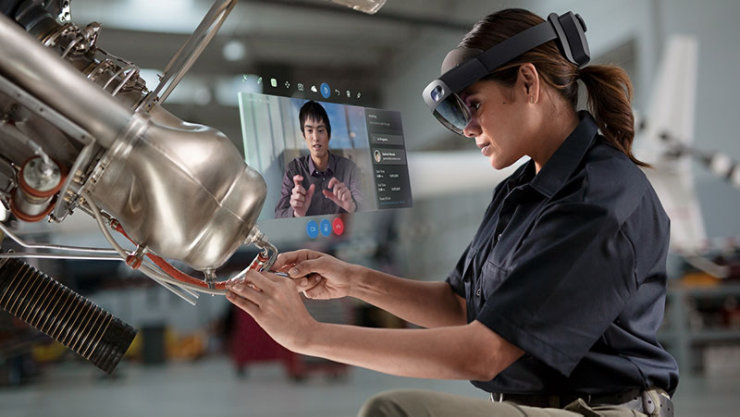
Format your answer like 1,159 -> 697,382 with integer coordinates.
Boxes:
0,0 -> 277,373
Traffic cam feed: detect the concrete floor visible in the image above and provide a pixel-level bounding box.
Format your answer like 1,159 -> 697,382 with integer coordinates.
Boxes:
0,356 -> 738,417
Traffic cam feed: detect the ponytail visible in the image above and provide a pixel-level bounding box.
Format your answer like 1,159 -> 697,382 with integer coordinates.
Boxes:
579,65 -> 648,167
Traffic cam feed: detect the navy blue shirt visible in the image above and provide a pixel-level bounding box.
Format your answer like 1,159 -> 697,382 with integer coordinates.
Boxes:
447,112 -> 679,396
274,153 -> 363,218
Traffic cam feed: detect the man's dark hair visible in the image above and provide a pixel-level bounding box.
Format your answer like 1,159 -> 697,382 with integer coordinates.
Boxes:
299,100 -> 331,137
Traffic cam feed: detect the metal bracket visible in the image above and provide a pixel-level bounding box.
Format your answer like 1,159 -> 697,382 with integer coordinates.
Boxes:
136,0 -> 236,112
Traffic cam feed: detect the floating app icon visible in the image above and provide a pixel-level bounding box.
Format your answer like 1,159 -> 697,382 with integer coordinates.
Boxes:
334,89 -> 341,96
297,83 -> 304,92
357,91 -> 361,98
242,74 -> 248,82
270,78 -> 277,87
257,77 -> 262,84
306,220 -> 319,239
320,219 -> 332,237
311,85 -> 318,93
332,217 -> 345,236
320,83 -> 330,98
346,90 -> 351,98
284,81 -> 290,88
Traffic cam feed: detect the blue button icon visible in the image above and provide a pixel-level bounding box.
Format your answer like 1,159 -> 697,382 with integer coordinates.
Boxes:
320,82 -> 331,99
306,220 -> 319,239
320,219 -> 332,237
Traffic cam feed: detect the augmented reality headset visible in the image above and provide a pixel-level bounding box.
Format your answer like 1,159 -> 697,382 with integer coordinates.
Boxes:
422,11 -> 590,136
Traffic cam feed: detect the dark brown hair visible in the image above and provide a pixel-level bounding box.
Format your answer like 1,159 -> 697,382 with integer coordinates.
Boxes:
460,9 -> 647,166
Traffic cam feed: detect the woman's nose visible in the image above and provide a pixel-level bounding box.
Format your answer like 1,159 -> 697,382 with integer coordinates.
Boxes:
463,120 -> 480,139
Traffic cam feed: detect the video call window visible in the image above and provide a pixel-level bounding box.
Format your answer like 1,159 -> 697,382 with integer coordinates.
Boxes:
238,92 -> 413,220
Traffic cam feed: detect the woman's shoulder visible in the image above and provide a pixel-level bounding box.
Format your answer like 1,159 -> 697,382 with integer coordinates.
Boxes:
575,138 -> 656,222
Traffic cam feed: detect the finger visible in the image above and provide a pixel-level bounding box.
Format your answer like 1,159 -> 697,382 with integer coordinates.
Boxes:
294,274 -> 322,290
226,290 -> 260,314
274,253 -> 299,272
305,184 -> 316,201
291,185 -> 306,197
328,177 -> 339,190
226,278 -> 263,296
288,258 -> 327,278
322,189 -> 342,207
322,189 -> 335,199
336,187 -> 348,202
274,250 -> 317,272
293,175 -> 304,187
245,269 -> 277,289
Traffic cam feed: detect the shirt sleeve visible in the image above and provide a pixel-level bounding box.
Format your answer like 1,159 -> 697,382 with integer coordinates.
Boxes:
445,241 -> 472,298
477,202 -> 637,377
274,163 -> 296,218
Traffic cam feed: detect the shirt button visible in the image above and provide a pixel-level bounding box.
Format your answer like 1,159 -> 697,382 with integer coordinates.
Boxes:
476,288 -> 481,297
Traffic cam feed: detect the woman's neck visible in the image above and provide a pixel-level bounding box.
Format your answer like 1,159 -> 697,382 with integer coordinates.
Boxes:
532,109 -> 579,173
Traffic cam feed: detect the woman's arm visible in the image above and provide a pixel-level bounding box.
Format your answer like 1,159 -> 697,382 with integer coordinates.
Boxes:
226,271 -> 523,381
303,321 -> 523,381
276,250 -> 467,328
349,267 -> 467,328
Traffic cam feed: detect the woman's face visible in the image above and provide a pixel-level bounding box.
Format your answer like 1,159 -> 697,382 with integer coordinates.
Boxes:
461,78 -> 537,170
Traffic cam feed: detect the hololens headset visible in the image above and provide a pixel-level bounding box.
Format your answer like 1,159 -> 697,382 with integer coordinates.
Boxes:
422,11 -> 591,136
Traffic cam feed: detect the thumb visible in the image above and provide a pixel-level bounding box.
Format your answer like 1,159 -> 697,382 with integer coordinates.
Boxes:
305,183 -> 316,200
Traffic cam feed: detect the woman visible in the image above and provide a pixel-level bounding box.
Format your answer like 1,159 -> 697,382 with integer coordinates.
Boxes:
226,9 -> 678,417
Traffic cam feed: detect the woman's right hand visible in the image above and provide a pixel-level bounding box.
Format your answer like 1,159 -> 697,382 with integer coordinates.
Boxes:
272,249 -> 357,299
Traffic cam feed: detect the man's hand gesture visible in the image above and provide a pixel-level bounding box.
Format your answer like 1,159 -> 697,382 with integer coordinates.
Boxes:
290,175 -> 315,217
322,177 -> 356,213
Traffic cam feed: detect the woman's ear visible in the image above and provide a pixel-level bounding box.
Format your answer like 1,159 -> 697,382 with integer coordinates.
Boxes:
517,63 -> 539,104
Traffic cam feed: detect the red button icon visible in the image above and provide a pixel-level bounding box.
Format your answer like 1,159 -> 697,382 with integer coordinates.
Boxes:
332,217 -> 344,236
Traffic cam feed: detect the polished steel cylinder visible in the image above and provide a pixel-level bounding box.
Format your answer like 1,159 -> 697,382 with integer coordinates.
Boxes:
10,156 -> 64,222
87,107 -> 267,271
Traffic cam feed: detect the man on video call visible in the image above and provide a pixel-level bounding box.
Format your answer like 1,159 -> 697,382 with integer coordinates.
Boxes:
275,100 -> 363,218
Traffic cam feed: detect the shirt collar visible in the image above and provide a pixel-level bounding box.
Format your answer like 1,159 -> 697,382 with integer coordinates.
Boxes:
308,152 -> 336,176
528,111 -> 599,198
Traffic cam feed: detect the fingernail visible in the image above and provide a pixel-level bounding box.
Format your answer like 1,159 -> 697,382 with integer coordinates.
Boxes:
289,268 -> 299,277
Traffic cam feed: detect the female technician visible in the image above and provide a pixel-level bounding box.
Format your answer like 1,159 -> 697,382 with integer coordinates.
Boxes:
226,9 -> 678,417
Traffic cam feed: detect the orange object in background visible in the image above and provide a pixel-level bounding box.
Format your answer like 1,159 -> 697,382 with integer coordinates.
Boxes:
679,272 -> 721,287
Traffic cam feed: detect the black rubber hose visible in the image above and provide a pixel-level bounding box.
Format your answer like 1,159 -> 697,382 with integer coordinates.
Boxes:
0,258 -> 137,373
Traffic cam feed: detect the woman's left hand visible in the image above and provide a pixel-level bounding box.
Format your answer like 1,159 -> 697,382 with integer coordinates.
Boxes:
225,270 -> 316,352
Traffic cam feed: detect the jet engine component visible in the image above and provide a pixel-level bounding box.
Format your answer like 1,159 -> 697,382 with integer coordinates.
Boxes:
0,0 -> 274,372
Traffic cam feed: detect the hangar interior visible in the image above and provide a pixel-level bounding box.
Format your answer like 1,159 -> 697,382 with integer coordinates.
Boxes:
1,0 -> 739,416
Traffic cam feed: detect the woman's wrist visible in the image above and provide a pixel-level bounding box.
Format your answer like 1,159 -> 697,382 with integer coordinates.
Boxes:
347,263 -> 372,300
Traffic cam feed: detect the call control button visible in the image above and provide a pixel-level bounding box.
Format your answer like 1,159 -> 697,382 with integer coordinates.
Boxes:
320,219 -> 332,237
306,220 -> 319,239
332,217 -> 345,236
